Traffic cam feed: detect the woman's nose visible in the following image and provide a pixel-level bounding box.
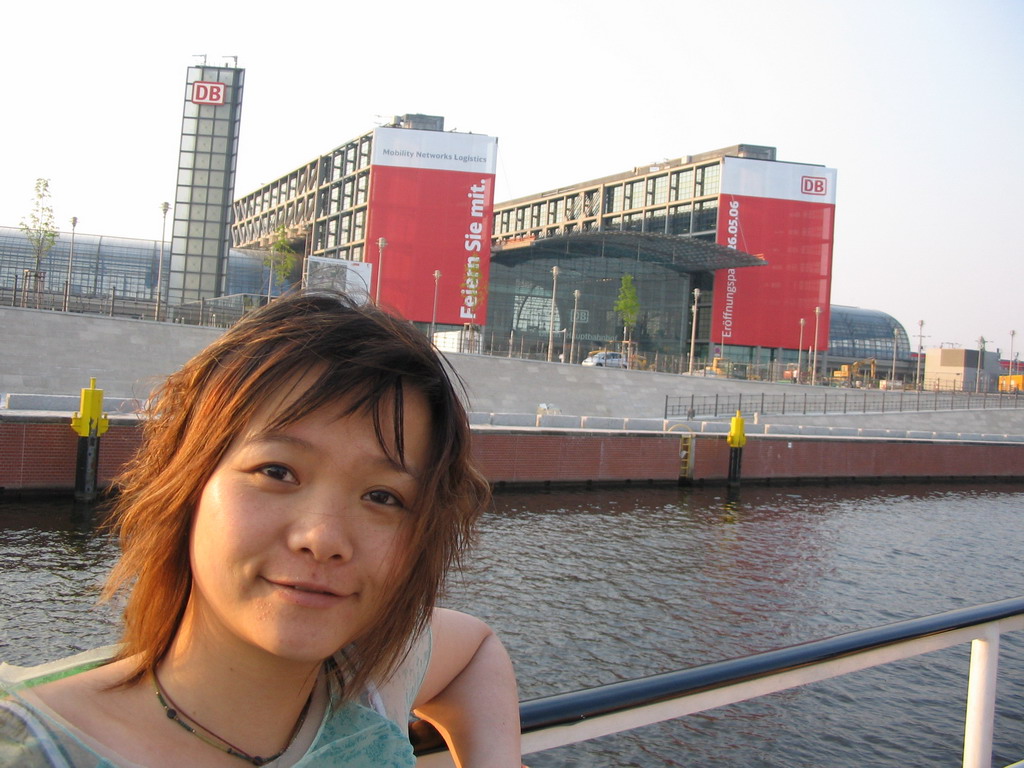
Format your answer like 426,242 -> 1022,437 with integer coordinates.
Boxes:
286,499 -> 356,562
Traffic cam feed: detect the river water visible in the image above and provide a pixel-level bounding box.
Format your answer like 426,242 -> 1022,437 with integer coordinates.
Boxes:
3,482 -> 1024,767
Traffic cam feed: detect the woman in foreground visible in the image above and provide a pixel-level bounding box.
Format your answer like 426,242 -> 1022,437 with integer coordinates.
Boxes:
0,292 -> 521,767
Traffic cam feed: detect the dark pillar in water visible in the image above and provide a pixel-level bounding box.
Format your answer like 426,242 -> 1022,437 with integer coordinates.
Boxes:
70,378 -> 109,503
727,410 -> 746,490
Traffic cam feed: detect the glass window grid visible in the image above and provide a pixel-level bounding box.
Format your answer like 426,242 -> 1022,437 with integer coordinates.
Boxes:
0,226 -> 267,300
829,307 -> 912,361
648,175 -> 668,206
486,252 -> 694,357
172,66 -> 243,302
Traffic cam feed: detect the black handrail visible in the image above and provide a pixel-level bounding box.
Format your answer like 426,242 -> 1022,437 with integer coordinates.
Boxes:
412,595 -> 1024,755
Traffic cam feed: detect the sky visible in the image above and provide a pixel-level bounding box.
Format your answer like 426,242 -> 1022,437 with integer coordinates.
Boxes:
2,0 -> 1021,354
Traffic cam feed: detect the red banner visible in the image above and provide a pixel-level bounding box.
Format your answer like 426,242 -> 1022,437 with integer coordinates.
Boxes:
365,128 -> 496,326
712,158 -> 836,351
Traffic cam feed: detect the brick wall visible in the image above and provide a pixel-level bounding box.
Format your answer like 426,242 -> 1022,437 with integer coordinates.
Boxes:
692,436 -> 1024,482
0,421 -> 142,493
471,431 -> 682,485
2,419 -> 1022,495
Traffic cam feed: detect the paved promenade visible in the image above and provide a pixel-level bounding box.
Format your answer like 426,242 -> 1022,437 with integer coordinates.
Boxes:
4,305 -> 1023,436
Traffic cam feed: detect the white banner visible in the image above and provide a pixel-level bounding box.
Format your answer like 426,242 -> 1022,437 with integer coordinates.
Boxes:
371,127 -> 497,175
721,156 -> 837,204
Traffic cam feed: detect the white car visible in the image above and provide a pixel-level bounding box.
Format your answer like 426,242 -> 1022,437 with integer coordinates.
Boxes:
581,351 -> 627,368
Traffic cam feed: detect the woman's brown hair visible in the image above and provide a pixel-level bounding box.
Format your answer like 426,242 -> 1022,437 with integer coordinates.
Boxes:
104,291 -> 491,697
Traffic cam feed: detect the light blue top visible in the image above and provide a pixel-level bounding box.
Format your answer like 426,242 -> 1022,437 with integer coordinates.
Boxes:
0,634 -> 431,768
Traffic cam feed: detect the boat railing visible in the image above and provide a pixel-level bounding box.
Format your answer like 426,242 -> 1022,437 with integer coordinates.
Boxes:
412,596 -> 1024,767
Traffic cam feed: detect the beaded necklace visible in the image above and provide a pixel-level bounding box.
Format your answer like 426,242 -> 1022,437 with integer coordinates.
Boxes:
151,669 -> 314,766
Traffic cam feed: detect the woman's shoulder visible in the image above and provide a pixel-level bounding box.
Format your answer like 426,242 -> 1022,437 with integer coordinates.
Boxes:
0,693 -> 107,768
0,648 -> 132,768
0,647 -> 119,695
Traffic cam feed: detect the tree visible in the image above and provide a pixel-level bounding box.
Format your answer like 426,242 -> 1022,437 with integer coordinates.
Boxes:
265,226 -> 297,299
614,273 -> 640,365
20,178 -> 58,307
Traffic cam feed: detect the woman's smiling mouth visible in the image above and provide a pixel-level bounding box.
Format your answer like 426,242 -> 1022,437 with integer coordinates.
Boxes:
265,578 -> 351,602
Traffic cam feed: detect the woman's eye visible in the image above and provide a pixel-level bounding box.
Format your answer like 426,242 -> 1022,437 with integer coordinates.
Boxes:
257,464 -> 296,484
365,489 -> 402,507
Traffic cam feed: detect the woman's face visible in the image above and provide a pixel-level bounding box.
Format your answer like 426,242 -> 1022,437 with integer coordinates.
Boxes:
183,381 -> 431,666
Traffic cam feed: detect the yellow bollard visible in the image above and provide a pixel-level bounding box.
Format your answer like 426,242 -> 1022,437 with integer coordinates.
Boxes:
70,377 -> 109,438
726,410 -> 745,488
727,410 -> 746,448
70,378 -> 109,502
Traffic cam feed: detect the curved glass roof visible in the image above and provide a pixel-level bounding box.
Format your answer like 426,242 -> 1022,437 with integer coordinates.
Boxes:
829,305 -> 912,361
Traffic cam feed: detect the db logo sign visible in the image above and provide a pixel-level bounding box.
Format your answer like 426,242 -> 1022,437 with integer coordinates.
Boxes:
192,81 -> 225,105
801,176 -> 828,196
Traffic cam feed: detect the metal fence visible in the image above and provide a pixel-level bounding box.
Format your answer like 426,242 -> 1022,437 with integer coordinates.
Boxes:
665,388 -> 1024,419
0,285 -> 268,327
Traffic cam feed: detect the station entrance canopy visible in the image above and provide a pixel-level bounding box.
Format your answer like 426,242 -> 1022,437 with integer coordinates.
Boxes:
491,231 -> 767,272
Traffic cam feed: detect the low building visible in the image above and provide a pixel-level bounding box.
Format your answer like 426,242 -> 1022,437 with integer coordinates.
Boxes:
925,347 -> 1003,392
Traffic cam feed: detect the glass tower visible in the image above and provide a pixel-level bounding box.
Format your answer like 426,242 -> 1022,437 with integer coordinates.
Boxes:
167,64 -> 245,306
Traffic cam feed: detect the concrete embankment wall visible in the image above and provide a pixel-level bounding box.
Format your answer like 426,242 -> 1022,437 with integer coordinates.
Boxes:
3,306 -> 1024,493
4,414 -> 1023,495
6,306 -> 1024,436
0,306 -> 223,401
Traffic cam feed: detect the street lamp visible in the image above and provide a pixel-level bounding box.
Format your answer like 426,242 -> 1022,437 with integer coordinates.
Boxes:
915,320 -> 924,390
430,269 -> 441,342
375,237 -> 387,304
891,327 -> 899,383
811,306 -> 822,386
687,287 -> 701,374
976,336 -> 986,393
569,289 -> 581,365
64,216 -> 78,312
796,317 -> 805,384
1010,330 -> 1017,378
155,202 -> 169,320
546,265 -> 559,362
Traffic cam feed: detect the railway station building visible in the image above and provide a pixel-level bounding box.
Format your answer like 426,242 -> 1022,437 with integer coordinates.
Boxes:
230,117 -> 833,371
488,145 -> 838,368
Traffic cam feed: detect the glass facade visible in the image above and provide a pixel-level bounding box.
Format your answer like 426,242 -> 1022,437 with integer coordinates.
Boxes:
487,146 -> 777,362
231,126 -> 377,264
168,65 -> 245,305
0,225 -> 273,317
484,232 -> 760,365
829,305 -> 912,362
487,249 -> 709,363
492,149 -> 771,245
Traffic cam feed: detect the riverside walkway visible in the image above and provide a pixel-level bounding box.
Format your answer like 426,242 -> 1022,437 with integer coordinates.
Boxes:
3,303 -> 1024,438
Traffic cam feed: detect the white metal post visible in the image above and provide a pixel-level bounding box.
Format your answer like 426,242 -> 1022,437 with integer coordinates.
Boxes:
546,266 -> 559,362
811,306 -> 821,386
156,203 -> 169,319
916,320 -> 925,389
430,269 -> 441,342
797,317 -> 805,384
570,289 -> 581,365
688,288 -> 700,374
64,217 -> 78,312
375,237 -> 387,304
962,630 -> 999,768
